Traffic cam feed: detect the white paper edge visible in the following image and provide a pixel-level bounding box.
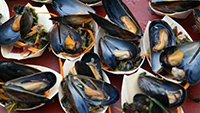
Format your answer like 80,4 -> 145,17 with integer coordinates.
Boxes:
0,0 -> 10,24
0,64 -> 62,111
58,56 -> 110,113
1,3 -> 53,60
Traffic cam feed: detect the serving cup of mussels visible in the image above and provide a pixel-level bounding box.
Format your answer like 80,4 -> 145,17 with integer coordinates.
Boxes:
149,0 -> 200,19
0,60 -> 62,112
91,0 -> 145,75
58,52 -> 120,113
49,0 -> 98,61
0,3 -> 53,60
121,68 -> 185,113
142,15 -> 193,83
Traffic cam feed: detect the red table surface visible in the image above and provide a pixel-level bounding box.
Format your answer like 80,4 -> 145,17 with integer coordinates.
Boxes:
1,0 -> 200,113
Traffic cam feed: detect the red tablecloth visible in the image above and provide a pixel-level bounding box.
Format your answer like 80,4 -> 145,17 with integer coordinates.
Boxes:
1,0 -> 200,113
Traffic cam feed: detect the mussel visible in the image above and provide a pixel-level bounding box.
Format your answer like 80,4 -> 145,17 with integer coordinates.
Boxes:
138,72 -> 187,109
75,52 -> 103,80
150,0 -> 200,13
2,72 -> 57,104
51,0 -> 95,16
102,0 -> 143,38
123,93 -> 169,113
0,60 -> 40,82
0,11 -> 33,46
48,23 -> 83,54
160,41 -> 200,85
61,74 -> 120,112
98,35 -> 139,70
149,19 -> 176,73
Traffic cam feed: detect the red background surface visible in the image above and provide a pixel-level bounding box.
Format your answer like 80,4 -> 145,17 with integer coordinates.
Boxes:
0,0 -> 200,113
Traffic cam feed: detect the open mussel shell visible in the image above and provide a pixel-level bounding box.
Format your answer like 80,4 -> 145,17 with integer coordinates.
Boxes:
48,23 -> 82,54
102,0 -> 143,38
75,52 -> 103,80
89,12 -> 140,41
138,72 -> 187,109
160,41 -> 200,85
50,14 -> 93,25
2,72 -> 57,104
51,0 -> 95,16
70,75 -> 120,106
149,19 -> 176,73
0,11 -> 33,46
133,94 -> 169,113
0,60 -> 41,82
98,35 -> 138,70
61,76 -> 89,113
32,0 -> 51,4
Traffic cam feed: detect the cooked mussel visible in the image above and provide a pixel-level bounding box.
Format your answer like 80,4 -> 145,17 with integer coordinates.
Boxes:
51,0 -> 95,16
75,52 -> 103,80
138,72 -> 187,109
149,19 -> 176,73
70,75 -> 120,106
98,35 -> 138,70
61,74 -> 119,112
2,72 -> 57,104
48,23 -> 82,54
160,41 -> 200,85
150,0 -> 200,13
102,0 -> 143,38
61,76 -> 89,113
0,11 -> 33,46
0,60 -> 40,82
